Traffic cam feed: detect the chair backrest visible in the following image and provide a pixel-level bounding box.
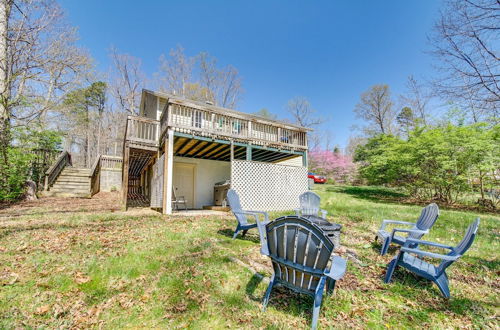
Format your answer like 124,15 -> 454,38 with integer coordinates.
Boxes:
412,203 -> 439,239
265,216 -> 334,294
298,191 -> 321,216
437,218 -> 480,274
227,189 -> 248,225
171,187 -> 177,201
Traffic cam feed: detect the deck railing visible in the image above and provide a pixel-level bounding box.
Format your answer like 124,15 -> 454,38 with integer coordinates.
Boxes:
125,115 -> 159,147
101,155 -> 123,169
161,102 -> 308,149
90,155 -> 123,195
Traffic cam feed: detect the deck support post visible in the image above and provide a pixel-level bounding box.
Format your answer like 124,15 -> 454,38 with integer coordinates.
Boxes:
246,145 -> 252,161
163,129 -> 174,215
230,141 -> 234,161
122,144 -> 130,210
302,151 -> 308,167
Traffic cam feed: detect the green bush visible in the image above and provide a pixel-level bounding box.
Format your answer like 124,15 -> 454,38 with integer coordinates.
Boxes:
0,147 -> 34,200
354,124 -> 500,204
0,127 -> 62,201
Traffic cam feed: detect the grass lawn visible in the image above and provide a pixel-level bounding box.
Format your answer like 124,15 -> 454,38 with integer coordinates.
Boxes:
0,186 -> 498,328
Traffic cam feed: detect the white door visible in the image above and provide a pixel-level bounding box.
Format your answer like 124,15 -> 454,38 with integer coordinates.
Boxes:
173,162 -> 195,209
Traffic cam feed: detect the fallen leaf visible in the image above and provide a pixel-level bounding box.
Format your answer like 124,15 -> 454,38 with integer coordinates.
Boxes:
35,304 -> 50,315
74,273 -> 91,284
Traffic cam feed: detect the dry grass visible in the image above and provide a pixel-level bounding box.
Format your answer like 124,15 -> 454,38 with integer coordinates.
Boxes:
0,187 -> 498,329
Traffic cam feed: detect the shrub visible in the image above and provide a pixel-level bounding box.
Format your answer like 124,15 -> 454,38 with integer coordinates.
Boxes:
309,149 -> 357,184
354,124 -> 500,204
0,127 -> 62,201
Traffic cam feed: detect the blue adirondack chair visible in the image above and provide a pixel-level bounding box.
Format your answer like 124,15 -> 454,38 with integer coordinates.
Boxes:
227,189 -> 269,240
376,203 -> 439,255
258,215 -> 347,330
295,191 -> 328,219
384,218 -> 480,298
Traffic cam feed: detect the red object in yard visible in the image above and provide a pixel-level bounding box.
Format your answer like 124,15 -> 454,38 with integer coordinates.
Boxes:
308,172 -> 327,184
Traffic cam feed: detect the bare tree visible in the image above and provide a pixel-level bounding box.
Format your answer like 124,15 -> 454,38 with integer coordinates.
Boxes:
286,97 -> 325,127
400,76 -> 432,125
109,47 -> 145,115
156,45 -> 194,97
198,52 -> 243,108
429,0 -> 499,121
156,47 -> 243,108
354,84 -> 396,135
0,0 -> 90,185
346,135 -> 367,156
216,64 -> 242,109
3,1 -> 89,127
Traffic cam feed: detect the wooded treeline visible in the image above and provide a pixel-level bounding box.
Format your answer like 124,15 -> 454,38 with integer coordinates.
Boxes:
0,0 -> 497,203
346,0 -> 499,207
0,0 -> 249,200
307,0 -> 499,208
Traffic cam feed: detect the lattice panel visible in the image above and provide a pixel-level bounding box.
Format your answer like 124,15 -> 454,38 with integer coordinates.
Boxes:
231,160 -> 308,211
150,154 -> 164,208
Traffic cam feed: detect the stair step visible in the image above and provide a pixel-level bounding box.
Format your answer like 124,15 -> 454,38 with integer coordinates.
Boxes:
45,164 -> 94,195
53,178 -> 89,183
49,188 -> 90,194
57,175 -> 90,179
51,184 -> 90,190
42,191 -> 91,198
61,171 -> 90,175
62,170 -> 90,174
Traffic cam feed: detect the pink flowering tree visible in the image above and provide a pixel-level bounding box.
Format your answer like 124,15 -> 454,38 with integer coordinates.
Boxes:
309,149 -> 357,184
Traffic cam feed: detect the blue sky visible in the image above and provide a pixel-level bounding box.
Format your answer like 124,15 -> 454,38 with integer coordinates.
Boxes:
59,0 -> 442,148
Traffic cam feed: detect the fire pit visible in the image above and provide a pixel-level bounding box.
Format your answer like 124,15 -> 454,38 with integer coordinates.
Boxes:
301,215 -> 342,249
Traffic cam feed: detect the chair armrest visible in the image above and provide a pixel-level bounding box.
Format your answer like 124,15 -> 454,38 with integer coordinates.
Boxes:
320,209 -> 328,219
380,219 -> 415,231
391,227 -> 428,239
237,210 -> 271,256
404,238 -> 454,250
401,247 -> 459,261
233,211 -> 261,219
325,256 -> 347,280
246,210 -> 269,223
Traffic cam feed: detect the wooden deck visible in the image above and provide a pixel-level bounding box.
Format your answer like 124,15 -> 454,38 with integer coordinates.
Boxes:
159,95 -> 309,150
121,91 -> 310,210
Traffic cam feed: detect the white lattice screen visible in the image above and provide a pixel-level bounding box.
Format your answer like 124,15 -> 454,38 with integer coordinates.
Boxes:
150,154 -> 164,208
231,160 -> 308,211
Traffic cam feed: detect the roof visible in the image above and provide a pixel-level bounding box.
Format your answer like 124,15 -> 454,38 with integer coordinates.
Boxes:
142,89 -> 313,132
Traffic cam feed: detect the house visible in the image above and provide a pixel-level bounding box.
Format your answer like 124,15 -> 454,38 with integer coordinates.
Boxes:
122,89 -> 311,214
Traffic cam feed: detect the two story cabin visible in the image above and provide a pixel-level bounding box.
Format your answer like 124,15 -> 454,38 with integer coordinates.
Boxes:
122,89 -> 310,214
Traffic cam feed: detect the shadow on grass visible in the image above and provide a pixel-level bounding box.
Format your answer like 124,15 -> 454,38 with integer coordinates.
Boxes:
327,186 -> 407,204
245,273 -> 264,302
384,267 -> 485,316
217,228 -> 261,244
327,185 -> 500,215
245,273 -> 313,320
0,215 -> 134,240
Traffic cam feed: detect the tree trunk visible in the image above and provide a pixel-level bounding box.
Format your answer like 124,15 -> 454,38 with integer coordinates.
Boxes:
0,1 -> 11,192
25,180 -> 37,201
479,170 -> 485,199
0,0 -> 10,121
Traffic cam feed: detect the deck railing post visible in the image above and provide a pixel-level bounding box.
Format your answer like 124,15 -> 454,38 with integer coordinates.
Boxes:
164,129 -> 174,215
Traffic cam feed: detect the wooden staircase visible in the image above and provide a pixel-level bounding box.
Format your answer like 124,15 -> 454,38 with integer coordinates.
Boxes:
44,167 -> 91,198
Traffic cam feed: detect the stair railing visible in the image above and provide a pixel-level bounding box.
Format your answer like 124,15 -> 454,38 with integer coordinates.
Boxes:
44,151 -> 71,191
